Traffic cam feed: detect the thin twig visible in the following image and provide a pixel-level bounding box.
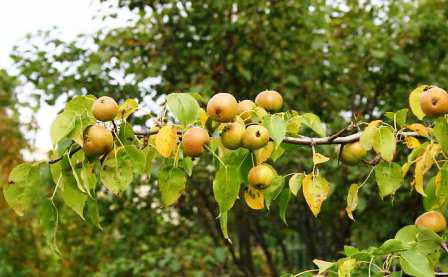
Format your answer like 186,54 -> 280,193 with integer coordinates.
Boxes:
48,146 -> 82,164
328,122 -> 355,142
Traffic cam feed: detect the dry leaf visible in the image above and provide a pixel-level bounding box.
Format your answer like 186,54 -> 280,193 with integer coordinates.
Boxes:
244,186 -> 264,210
255,142 -> 274,164
302,174 -> 330,217
313,152 -> 330,165
346,184 -> 359,221
407,123 -> 429,137
155,125 -> 178,158
404,136 -> 420,149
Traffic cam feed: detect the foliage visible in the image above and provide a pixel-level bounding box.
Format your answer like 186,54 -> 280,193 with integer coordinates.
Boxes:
5,0 -> 448,275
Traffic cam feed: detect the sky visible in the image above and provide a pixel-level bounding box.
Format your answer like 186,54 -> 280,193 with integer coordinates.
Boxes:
0,0 -> 131,159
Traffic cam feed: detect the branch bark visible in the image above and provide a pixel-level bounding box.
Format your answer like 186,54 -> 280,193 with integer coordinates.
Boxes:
49,130 -> 420,164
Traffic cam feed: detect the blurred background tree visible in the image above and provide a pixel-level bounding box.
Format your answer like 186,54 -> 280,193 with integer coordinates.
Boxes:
3,0 -> 448,276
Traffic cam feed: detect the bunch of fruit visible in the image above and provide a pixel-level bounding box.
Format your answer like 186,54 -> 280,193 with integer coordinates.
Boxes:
83,91 -> 283,209
84,96 -> 118,156
181,90 -> 283,210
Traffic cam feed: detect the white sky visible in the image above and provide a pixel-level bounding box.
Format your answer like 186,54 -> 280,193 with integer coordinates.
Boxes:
0,0 -> 132,159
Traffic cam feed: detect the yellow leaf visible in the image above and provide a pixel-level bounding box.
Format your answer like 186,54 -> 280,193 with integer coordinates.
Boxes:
369,120 -> 382,127
115,99 -> 138,120
199,108 -> 208,127
435,170 -> 442,195
244,186 -> 264,210
255,142 -> 274,165
289,173 -> 304,196
408,85 -> 428,120
407,123 -> 429,137
346,184 -> 359,221
302,174 -> 330,217
155,125 -> 178,158
413,144 -> 441,196
404,136 -> 421,149
338,258 -> 357,277
313,152 -> 330,165
401,162 -> 411,178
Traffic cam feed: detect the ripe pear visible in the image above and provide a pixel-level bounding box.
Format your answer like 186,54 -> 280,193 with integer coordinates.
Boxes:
182,127 -> 210,157
420,86 -> 448,117
206,93 -> 238,122
221,122 -> 246,150
248,164 -> 275,189
92,96 -> 119,121
341,142 -> 367,165
237,100 -> 256,122
83,125 -> 114,156
242,125 -> 269,150
255,90 -> 283,111
415,210 -> 447,233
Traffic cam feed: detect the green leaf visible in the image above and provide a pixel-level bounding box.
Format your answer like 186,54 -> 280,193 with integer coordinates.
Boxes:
277,188 -> 290,224
436,164 -> 448,206
399,249 -> 433,277
4,163 -> 49,216
80,162 -> 97,192
213,166 -> 241,212
38,199 -> 60,254
433,117 -> 448,154
86,199 -> 102,230
124,145 -> 146,174
408,85 -> 428,120
100,150 -> 133,195
50,112 -> 76,145
65,95 -> 96,115
395,225 -> 442,255
301,113 -> 326,137
68,114 -> 96,146
408,142 -> 428,162
116,98 -> 138,120
373,126 -> 396,162
118,122 -> 137,145
219,210 -> 230,242
288,173 -> 303,196
374,239 -> 410,255
166,93 -> 200,126
158,167 -> 187,206
385,109 -> 408,128
222,148 -> 249,165
343,246 -> 359,257
359,122 -> 379,151
263,114 -> 287,146
264,175 -> 284,210
143,146 -> 157,174
181,157 -> 194,177
271,145 -> 285,161
375,161 -> 402,199
60,176 -> 87,220
312,259 -> 334,274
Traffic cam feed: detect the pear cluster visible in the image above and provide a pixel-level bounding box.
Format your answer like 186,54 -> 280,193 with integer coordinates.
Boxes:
181,90 -> 283,158
83,96 -> 118,156
180,90 -> 284,209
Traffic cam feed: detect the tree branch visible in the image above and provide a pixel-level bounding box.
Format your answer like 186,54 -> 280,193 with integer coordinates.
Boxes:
48,147 -> 81,164
49,130 -> 420,164
135,128 -> 420,146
